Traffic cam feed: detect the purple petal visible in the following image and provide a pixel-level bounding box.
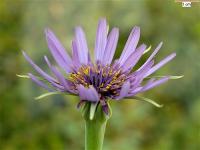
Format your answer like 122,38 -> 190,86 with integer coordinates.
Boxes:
103,27 -> 119,65
43,56 -> 69,91
77,85 -> 99,102
102,103 -> 109,115
129,60 -> 154,90
23,51 -> 55,82
74,27 -> 89,64
45,28 -> 72,73
44,56 -> 52,69
95,18 -> 107,62
72,40 -> 80,68
128,77 -> 169,96
43,56 -> 68,90
128,86 -> 143,96
28,73 -> 53,91
121,44 -> 147,71
50,66 -> 70,92
118,26 -> 140,65
143,78 -> 156,88
116,81 -> 130,100
141,77 -> 169,92
144,53 -> 176,77
138,42 -> 163,72
131,60 -> 154,78
128,78 -> 156,96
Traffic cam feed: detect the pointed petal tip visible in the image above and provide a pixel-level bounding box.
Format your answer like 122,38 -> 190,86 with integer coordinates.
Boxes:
133,25 -> 140,29
129,26 -> 140,37
133,26 -> 140,32
44,28 -> 57,39
44,28 -> 49,36
168,52 -> 177,60
44,55 -> 47,60
98,18 -> 107,24
22,51 -> 31,60
159,41 -> 163,45
130,26 -> 140,36
44,27 -> 52,34
44,28 -> 56,40
75,26 -> 83,32
172,52 -> 176,57
157,42 -> 163,49
140,43 -> 147,48
22,50 -> 26,56
44,55 -> 51,67
112,27 -> 119,32
157,41 -> 163,48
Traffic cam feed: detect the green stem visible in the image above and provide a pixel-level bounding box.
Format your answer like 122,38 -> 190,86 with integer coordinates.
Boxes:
82,102 -> 111,150
85,119 -> 107,150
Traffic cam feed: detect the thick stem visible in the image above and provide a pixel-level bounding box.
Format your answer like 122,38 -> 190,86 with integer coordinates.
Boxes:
85,119 -> 107,150
82,102 -> 111,150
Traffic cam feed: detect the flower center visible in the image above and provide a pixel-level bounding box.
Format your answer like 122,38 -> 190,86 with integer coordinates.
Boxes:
69,63 -> 128,99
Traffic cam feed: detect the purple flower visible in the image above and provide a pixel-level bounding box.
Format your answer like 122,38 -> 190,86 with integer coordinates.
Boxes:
22,18 -> 177,114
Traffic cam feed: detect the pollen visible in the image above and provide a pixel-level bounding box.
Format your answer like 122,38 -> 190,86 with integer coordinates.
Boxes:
68,63 -> 128,99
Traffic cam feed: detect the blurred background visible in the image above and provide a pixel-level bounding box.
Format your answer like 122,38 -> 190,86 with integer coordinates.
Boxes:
0,0 -> 200,149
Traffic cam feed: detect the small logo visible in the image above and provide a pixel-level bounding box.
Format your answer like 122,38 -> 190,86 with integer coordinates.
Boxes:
175,0 -> 200,7
182,1 -> 192,7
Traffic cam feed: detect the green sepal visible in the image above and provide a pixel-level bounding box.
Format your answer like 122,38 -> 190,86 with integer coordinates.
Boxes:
145,75 -> 184,80
89,102 -> 98,120
16,74 -> 30,79
143,45 -> 152,54
106,102 -> 112,119
125,95 -> 163,108
16,74 -> 47,81
35,92 -> 62,100
35,91 -> 76,100
81,101 -> 111,122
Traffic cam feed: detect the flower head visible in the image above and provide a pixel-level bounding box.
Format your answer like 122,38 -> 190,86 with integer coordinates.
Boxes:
22,18 -> 178,114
